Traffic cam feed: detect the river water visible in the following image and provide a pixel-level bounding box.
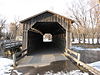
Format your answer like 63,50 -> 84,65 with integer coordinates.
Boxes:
74,50 -> 100,63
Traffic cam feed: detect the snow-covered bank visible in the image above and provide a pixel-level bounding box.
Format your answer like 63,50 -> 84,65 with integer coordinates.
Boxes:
88,61 -> 100,71
0,58 -> 13,75
72,38 -> 99,44
39,70 -> 88,75
0,57 -> 22,75
0,58 -> 99,75
71,46 -> 100,51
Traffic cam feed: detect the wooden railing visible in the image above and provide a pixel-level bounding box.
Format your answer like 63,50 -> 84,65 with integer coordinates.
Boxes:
65,49 -> 80,62
12,49 -> 27,66
64,49 -> 100,75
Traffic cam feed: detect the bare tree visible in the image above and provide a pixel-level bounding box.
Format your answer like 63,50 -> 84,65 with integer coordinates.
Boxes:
89,0 -> 99,7
0,16 -> 6,39
9,23 -> 16,40
69,0 -> 90,44
88,4 -> 100,44
9,17 -> 23,40
69,0 -> 100,44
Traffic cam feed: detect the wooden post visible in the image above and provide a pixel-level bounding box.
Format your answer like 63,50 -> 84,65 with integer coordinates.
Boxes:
65,20 -> 68,53
23,23 -> 28,50
77,53 -> 80,61
67,20 -> 72,49
77,53 -> 80,65
13,53 -> 16,67
66,30 -> 68,49
66,20 -> 70,49
22,23 -> 25,50
0,43 -> 5,56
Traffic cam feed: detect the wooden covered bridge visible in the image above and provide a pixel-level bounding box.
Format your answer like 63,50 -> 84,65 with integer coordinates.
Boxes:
20,10 -> 73,54
14,10 -> 100,75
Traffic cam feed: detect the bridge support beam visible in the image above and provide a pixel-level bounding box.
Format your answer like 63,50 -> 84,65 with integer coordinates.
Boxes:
66,20 -> 72,49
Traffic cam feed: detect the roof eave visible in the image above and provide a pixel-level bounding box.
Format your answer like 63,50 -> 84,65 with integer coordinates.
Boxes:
20,10 -> 74,24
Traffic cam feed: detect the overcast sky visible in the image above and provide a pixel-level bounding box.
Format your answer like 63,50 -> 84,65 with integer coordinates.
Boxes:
0,0 -> 74,23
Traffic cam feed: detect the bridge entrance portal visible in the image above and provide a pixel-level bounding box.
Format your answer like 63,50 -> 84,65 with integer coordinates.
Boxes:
27,22 -> 66,55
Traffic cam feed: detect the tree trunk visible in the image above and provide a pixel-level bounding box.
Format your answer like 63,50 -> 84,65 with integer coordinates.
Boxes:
83,34 -> 86,44
92,34 -> 94,44
97,33 -> 99,44
87,34 -> 90,44
72,33 -> 74,42
78,34 -> 81,43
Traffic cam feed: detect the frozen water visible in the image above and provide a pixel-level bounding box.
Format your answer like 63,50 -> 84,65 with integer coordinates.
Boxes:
88,61 -> 100,71
71,46 -> 100,51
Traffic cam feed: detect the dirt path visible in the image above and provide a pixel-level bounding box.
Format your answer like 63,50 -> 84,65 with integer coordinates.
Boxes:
17,52 -> 67,67
12,60 -> 80,75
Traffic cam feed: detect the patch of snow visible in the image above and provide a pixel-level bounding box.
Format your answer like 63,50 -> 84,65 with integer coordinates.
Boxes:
71,46 -> 100,51
43,38 -> 52,42
72,39 -> 79,43
72,38 -> 99,44
0,58 -> 13,75
0,57 -> 22,75
88,61 -> 100,71
13,70 -> 23,75
37,70 -> 88,75
71,46 -> 85,50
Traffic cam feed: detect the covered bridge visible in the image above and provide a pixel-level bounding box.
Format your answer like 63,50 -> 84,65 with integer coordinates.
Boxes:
20,10 -> 74,55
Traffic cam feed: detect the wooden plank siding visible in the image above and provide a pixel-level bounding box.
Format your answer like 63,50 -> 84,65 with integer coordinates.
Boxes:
21,10 -> 73,50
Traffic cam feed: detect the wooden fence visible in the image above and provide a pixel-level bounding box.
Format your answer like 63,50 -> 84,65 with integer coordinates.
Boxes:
13,49 -> 27,66
64,49 -> 100,75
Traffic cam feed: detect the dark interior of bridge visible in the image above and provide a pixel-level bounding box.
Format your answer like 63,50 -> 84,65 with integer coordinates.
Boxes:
27,22 -> 66,55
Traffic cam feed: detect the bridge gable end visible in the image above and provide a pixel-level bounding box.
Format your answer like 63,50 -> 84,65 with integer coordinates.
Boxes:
21,10 -> 73,30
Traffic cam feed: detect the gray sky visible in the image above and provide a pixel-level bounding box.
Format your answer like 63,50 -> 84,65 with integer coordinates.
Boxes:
0,0 -> 73,23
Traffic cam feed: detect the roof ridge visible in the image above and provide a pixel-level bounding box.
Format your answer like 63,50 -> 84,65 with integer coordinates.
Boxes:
20,10 -> 74,23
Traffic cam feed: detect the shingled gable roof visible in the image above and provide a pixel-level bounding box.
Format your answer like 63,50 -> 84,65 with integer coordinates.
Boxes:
20,10 -> 74,23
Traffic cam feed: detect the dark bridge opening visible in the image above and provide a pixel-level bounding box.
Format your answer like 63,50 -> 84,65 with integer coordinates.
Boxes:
28,22 -> 66,55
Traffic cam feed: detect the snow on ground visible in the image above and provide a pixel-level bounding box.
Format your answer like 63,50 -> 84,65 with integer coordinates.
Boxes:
2,57 -> 100,75
71,38 -> 100,51
43,38 -> 52,42
0,58 -> 100,75
71,46 -> 100,51
0,57 -> 89,75
38,70 -> 89,75
88,61 -> 100,71
72,38 -> 99,44
0,57 -> 22,75
0,58 -> 13,75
